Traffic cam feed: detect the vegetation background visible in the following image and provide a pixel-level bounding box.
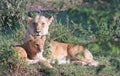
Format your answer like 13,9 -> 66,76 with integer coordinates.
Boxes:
0,0 -> 120,76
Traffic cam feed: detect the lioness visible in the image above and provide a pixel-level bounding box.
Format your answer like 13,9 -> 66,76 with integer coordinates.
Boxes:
12,35 -> 53,69
44,39 -> 100,67
24,15 -> 54,42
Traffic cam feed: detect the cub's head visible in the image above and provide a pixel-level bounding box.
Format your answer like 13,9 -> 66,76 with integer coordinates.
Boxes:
26,35 -> 46,55
26,15 -> 54,37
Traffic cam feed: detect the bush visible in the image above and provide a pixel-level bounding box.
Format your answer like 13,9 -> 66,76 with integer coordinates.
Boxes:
67,3 -> 120,43
0,0 -> 35,33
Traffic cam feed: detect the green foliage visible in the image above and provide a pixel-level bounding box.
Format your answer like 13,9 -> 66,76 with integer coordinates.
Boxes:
108,43 -> 120,54
87,43 -> 100,52
0,38 -> 15,74
68,7 -> 120,41
0,0 -> 36,33
67,1 -> 120,44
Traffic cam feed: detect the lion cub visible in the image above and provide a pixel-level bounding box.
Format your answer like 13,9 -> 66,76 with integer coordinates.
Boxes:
24,15 -> 54,42
45,40 -> 100,67
12,35 -> 53,69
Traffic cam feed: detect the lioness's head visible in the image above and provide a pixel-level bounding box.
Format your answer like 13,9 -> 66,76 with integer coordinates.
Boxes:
26,15 -> 54,37
24,35 -> 46,59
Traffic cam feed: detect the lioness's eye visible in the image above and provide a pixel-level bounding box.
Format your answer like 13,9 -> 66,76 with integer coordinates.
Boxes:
35,44 -> 39,47
42,23 -> 45,25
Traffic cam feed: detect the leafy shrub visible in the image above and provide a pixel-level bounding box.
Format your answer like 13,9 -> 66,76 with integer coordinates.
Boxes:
0,0 -> 36,33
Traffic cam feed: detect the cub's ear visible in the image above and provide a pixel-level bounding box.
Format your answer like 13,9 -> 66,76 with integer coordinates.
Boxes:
26,16 -> 32,23
28,35 -> 34,41
41,36 -> 46,41
48,16 -> 54,23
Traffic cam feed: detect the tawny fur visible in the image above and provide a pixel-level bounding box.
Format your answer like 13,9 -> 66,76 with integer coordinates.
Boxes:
46,40 -> 99,67
12,35 -> 53,69
24,15 -> 54,42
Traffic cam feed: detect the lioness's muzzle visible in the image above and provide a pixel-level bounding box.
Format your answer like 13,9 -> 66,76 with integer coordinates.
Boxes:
35,30 -> 41,36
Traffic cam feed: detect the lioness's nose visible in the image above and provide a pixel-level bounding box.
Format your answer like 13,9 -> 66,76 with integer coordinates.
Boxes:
35,31 -> 41,33
36,31 -> 41,36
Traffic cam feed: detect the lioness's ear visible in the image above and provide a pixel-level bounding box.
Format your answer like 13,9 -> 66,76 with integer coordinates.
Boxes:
26,16 -> 32,23
48,16 -> 54,23
28,35 -> 34,41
